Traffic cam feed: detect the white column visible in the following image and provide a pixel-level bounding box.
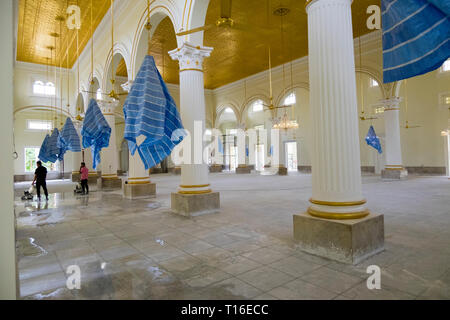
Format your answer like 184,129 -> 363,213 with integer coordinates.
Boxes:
170,42 -> 213,194
98,100 -> 119,179
307,0 -> 369,219
381,97 -> 406,172
0,0 -> 17,299
121,80 -> 151,185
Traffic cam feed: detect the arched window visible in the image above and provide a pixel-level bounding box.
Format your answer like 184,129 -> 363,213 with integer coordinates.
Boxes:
96,88 -> 102,100
45,82 -> 55,95
32,81 -> 45,95
284,92 -> 296,106
251,100 -> 264,112
224,107 -> 234,114
370,79 -> 379,87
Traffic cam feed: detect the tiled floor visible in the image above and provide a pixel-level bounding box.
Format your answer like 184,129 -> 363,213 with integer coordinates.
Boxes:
15,172 -> 450,300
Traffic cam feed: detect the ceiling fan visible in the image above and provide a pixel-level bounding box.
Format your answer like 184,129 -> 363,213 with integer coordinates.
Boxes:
176,0 -> 272,37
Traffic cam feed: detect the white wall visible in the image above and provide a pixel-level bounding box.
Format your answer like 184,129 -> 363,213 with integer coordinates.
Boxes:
0,0 -> 17,300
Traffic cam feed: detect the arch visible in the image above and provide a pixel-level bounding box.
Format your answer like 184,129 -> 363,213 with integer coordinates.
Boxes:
241,94 -> 271,116
215,102 -> 241,126
275,83 -> 310,108
14,105 -> 73,119
355,67 -> 387,99
182,0 -> 210,46
103,51 -> 129,93
131,1 -> 183,79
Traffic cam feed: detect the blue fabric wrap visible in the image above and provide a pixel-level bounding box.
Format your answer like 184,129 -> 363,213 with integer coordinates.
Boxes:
58,117 -> 82,158
123,55 -> 185,170
81,98 -> 111,170
365,125 -> 383,154
38,134 -> 52,163
382,0 -> 450,83
45,128 -> 62,163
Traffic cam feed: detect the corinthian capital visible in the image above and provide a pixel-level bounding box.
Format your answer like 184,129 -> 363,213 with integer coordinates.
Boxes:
168,42 -> 213,72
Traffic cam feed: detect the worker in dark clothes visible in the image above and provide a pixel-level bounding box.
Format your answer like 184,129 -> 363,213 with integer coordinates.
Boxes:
32,161 -> 49,202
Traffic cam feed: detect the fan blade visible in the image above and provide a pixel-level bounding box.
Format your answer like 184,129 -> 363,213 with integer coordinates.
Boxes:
221,0 -> 232,19
176,24 -> 214,36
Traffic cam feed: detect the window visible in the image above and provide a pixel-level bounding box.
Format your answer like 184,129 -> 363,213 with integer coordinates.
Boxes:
370,79 -> 379,87
442,59 -> 450,72
27,120 -> 53,131
227,129 -> 237,135
251,100 -> 264,112
24,147 -> 59,173
284,93 -> 296,106
33,81 -> 55,96
224,107 -> 234,114
96,88 -> 102,100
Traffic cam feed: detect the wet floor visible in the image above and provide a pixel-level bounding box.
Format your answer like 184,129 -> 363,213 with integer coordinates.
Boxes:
15,173 -> 450,300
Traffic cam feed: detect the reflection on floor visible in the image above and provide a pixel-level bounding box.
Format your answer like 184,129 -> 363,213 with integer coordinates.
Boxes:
15,173 -> 450,300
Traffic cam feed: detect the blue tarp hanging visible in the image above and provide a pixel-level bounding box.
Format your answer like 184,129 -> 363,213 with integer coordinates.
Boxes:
123,55 -> 185,170
218,137 -> 224,154
81,98 -> 111,170
246,146 -> 249,157
366,125 -> 383,154
45,128 -> 62,163
382,0 -> 450,83
38,134 -> 52,163
58,117 -> 82,158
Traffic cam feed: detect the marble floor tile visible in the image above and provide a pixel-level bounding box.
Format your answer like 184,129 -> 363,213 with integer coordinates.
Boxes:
237,266 -> 294,292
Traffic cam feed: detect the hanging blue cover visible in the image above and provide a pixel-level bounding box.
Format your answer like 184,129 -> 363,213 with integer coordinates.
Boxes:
366,125 -> 383,154
81,98 -> 111,170
218,137 -> 224,154
246,146 -> 249,157
58,117 -> 82,158
123,55 -> 185,170
382,0 -> 450,83
38,134 -> 52,163
47,128 -> 62,162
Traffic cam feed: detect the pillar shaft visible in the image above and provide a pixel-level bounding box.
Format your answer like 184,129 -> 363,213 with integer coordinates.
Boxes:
382,98 -> 404,169
170,43 -> 213,194
128,152 -> 150,184
307,0 -> 368,219
99,100 -> 119,179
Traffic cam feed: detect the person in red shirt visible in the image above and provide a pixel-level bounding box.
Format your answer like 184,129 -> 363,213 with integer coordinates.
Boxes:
80,162 -> 89,195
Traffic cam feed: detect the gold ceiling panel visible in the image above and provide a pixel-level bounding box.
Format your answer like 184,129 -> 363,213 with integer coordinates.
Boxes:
201,0 -> 381,89
149,17 -> 180,85
116,58 -> 127,77
17,0 -> 111,67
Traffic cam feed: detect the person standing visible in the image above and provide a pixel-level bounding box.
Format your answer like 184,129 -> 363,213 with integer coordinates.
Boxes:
80,162 -> 89,195
32,161 -> 48,202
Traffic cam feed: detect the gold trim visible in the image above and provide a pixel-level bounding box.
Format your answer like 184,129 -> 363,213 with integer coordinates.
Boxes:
178,189 -> 212,195
180,184 -> 211,188
308,207 -> 370,220
180,68 -> 203,73
127,181 -> 150,185
103,113 -> 115,116
309,198 -> 367,207
129,177 -> 150,180
384,108 -> 400,111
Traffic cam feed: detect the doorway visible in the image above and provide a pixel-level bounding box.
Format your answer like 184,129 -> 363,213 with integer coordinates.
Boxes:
285,141 -> 298,172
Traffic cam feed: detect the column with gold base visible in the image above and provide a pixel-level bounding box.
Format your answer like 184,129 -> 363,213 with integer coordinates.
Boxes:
272,129 -> 288,175
381,97 -> 408,180
124,152 -> 156,199
97,100 -> 122,190
293,0 -> 384,264
169,43 -> 220,217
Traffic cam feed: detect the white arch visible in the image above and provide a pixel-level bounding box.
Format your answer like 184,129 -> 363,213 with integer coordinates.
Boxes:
14,105 -> 73,119
131,1 -> 183,79
215,103 -> 241,127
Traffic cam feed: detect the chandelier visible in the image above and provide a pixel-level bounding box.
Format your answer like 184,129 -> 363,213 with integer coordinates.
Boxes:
272,111 -> 299,130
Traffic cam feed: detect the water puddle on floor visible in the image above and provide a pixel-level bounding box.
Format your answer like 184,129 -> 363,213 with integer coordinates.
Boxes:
16,237 -> 47,257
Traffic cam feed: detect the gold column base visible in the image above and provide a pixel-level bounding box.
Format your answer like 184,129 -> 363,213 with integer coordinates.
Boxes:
307,207 -> 370,220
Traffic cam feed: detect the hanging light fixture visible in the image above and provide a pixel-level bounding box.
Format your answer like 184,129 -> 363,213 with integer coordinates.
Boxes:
271,5 -> 298,131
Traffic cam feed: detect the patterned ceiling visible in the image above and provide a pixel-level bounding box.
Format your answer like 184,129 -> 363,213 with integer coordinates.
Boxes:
17,0 -> 380,89
17,0 -> 111,67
